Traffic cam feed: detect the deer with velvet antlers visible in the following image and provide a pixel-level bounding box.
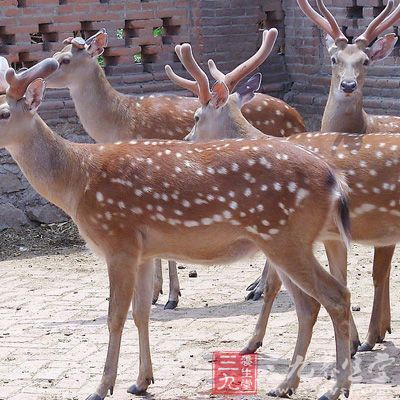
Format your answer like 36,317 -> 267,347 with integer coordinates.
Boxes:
165,25 -> 400,400
44,28 -> 306,310
248,0 -> 400,352
0,56 -> 351,400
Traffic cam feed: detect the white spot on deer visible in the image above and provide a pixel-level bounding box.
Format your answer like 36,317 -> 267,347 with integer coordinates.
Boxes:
105,212 -> 112,221
262,220 -> 270,226
201,218 -> 214,225
256,204 -> 264,212
184,220 -> 199,227
96,192 -> 104,202
168,218 -> 181,226
101,223 -> 109,231
147,204 -> 153,211
107,198 -> 114,205
269,228 -> 279,235
273,182 -> 282,191
259,233 -> 271,240
118,201 -> 125,209
207,194 -> 215,201
174,210 -> 183,216
135,189 -> 143,197
217,167 -> 228,175
275,110 -> 283,116
288,182 -> 297,192
390,145 -> 398,151
196,170 -> 204,176
218,196 -> 226,202
231,162 -> 239,172
194,198 -> 207,205
246,226 -> 259,234
228,191 -> 235,198
244,188 -> 252,197
354,203 -> 376,215
279,219 -> 287,225
161,194 -> 169,201
360,161 -> 367,168
213,214 -> 223,222
207,167 -> 215,174
240,146 -> 250,151
348,169 -> 355,176
176,152 -> 182,158
229,201 -> 238,210
259,157 -> 272,169
369,169 -> 377,176
247,159 -> 256,166
295,188 -> 310,206
131,207 -> 143,214
223,210 -> 232,219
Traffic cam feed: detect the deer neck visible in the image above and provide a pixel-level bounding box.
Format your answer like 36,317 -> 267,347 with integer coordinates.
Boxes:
322,86 -> 368,134
6,116 -> 87,218
226,103 -> 264,139
69,64 -> 135,143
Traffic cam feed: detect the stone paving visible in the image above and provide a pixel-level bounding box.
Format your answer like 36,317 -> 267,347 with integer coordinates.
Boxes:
0,244 -> 399,400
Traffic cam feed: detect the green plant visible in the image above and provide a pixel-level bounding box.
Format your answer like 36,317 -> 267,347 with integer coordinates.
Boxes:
153,27 -> 165,37
116,28 -> 124,40
133,52 -> 142,63
98,55 -> 105,67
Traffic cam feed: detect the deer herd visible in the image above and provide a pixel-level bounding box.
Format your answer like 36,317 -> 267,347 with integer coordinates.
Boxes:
0,0 -> 399,399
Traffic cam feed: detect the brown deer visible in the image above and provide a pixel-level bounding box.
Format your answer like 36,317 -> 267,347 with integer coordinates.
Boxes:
45,28 -> 306,310
0,57 -> 351,400
165,31 -> 400,398
247,0 -> 400,353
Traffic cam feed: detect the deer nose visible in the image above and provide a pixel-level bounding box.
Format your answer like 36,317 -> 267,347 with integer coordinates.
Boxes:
341,80 -> 357,93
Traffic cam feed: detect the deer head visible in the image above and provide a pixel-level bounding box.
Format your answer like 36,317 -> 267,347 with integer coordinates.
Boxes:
46,29 -> 108,89
298,0 -> 400,98
0,57 -> 58,147
165,29 -> 278,142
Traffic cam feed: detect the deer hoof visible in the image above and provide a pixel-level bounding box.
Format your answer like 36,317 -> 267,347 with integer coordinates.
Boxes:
240,341 -> 262,355
358,342 -> 374,352
164,300 -> 178,310
127,384 -> 147,396
85,394 -> 104,400
268,388 -> 293,398
351,339 -> 361,357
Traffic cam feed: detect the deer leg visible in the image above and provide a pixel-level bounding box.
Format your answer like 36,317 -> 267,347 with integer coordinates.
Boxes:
242,261 -> 282,354
359,245 -> 394,352
128,260 -> 155,395
264,245 -> 351,400
268,271 -> 320,397
152,259 -> 163,305
164,261 -> 181,310
87,254 -> 136,400
246,260 -> 270,301
324,240 -> 360,357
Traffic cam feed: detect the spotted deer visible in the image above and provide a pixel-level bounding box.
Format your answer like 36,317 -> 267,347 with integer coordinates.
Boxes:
249,0 -> 400,352
165,27 -> 400,400
0,57 -> 351,400
45,28 -> 306,310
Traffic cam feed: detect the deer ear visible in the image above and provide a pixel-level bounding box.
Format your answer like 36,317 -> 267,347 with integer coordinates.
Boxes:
210,81 -> 229,109
0,57 -> 10,93
236,73 -> 262,108
25,78 -> 46,112
326,34 -> 336,53
367,34 -> 398,64
85,30 -> 108,58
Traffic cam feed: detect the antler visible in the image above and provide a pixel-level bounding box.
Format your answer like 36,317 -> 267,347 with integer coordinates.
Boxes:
356,0 -> 400,46
207,28 -> 278,91
5,58 -> 59,100
297,0 -> 348,44
165,44 -> 211,105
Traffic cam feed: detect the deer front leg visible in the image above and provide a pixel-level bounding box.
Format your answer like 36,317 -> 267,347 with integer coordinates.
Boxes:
242,260 -> 281,354
87,254 -> 136,400
152,259 -> 163,305
324,240 -> 360,356
246,260 -> 270,301
128,260 -> 154,395
268,270 -> 320,398
359,245 -> 394,352
164,261 -> 181,310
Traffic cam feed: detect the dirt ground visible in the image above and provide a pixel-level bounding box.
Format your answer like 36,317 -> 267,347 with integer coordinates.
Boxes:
0,225 -> 399,400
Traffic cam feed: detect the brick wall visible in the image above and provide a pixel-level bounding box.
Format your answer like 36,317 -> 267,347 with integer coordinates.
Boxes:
0,0 -> 271,228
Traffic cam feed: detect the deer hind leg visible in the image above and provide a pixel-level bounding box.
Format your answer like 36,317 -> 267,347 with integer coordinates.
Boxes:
152,259 -> 163,305
268,270 -> 321,398
262,244 -> 351,400
359,245 -> 394,352
242,260 -> 282,354
88,253 -> 137,400
164,261 -> 181,310
246,259 -> 270,301
324,240 -> 360,356
128,260 -> 155,395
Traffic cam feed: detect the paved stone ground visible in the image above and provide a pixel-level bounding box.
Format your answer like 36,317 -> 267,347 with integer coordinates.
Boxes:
0,244 -> 399,400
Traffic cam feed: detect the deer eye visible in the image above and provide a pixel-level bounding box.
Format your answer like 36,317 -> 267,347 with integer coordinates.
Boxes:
0,111 -> 10,120
194,115 -> 200,123
62,58 -> 71,65
363,59 -> 370,66
331,57 -> 337,65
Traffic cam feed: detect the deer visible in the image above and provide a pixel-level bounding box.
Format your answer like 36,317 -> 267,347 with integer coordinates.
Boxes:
247,0 -> 400,353
164,25 -> 400,400
44,28 -> 306,310
0,56 -> 352,400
